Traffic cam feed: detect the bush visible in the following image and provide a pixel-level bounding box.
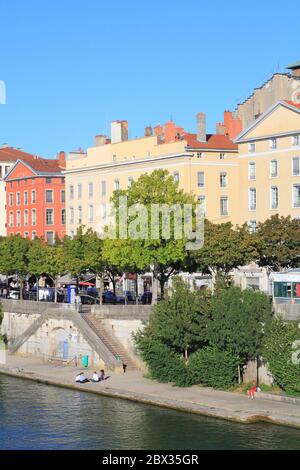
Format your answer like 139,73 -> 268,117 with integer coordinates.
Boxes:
263,318 -> 300,394
135,332 -> 192,387
188,347 -> 238,389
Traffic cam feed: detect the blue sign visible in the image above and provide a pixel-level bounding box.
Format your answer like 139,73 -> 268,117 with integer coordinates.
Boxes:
68,285 -> 76,304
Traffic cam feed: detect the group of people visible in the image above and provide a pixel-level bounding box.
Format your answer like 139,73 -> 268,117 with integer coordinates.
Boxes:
75,370 -> 106,384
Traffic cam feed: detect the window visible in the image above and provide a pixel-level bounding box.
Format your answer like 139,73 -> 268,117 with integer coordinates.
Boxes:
46,232 -> 54,245
270,160 -> 278,178
23,191 -> 28,205
24,209 -> 29,226
88,182 -> 93,198
32,209 -> 36,226
31,190 -> 36,203
46,208 -> 54,225
114,179 -> 119,191
70,230 -> 74,238
70,207 -> 74,224
9,193 -> 13,206
197,171 -> 205,187
248,143 -> 256,153
197,152 -> 203,159
4,165 -> 10,175
220,153 -> 225,160
32,231 -> 36,240
9,212 -> 13,227
112,154 -> 117,162
100,203 -> 106,220
197,196 -> 206,215
128,177 -> 133,188
249,188 -> 257,211
173,172 -> 179,183
249,220 -> 257,233
24,232 -> 29,238
61,190 -> 65,203
46,190 -> 53,203
270,138 -> 277,149
46,177 -> 52,184
270,186 -> 279,210
78,206 -> 82,224
293,184 -> 300,208
220,196 -> 228,216
77,184 -> 82,199
69,185 -> 74,200
16,211 -> 21,227
0,167 -> 2,178
16,192 -> 20,205
61,208 -> 66,225
220,172 -> 228,188
292,135 -> 300,146
248,162 -> 256,180
292,157 -> 300,176
88,205 -> 93,223
101,180 -> 106,196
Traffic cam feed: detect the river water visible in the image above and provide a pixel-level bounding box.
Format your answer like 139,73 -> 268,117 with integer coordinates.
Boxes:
0,375 -> 300,450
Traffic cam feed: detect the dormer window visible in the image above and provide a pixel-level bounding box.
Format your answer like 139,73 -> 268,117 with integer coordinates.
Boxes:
270,138 -> 277,150
220,153 -> 225,160
292,135 -> 299,146
197,152 -> 203,159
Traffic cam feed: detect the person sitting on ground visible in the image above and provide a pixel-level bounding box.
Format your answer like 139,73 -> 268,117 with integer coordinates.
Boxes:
91,371 -> 100,383
75,372 -> 89,384
100,369 -> 105,381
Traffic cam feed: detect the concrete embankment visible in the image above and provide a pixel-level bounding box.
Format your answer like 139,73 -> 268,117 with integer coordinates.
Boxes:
1,356 -> 300,430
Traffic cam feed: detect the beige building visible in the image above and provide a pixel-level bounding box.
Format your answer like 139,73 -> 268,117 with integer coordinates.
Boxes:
234,61 -> 300,130
235,100 -> 300,230
64,117 -> 239,236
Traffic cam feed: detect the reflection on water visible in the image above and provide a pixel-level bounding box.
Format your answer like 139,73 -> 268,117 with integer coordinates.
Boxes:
0,375 -> 299,450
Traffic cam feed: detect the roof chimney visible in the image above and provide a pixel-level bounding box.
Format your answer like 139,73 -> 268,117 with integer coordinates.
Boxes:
111,120 -> 128,144
57,151 -> 66,169
196,113 -> 206,142
94,135 -> 107,146
145,126 -> 153,137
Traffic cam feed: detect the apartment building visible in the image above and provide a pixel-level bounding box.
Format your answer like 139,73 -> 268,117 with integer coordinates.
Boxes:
235,100 -> 300,230
64,116 -> 239,236
5,151 -> 66,242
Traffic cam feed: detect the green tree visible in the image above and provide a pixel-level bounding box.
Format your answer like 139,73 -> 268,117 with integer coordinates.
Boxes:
110,169 -> 197,299
43,244 -> 67,302
255,215 -> 300,271
135,277 -> 210,360
263,318 -> 300,394
207,286 -> 273,382
193,220 -> 256,284
0,235 -> 30,299
62,227 -> 92,284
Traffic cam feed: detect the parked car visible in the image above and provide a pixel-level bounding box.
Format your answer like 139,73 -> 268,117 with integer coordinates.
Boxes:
141,291 -> 152,304
79,293 -> 100,305
102,290 -> 117,304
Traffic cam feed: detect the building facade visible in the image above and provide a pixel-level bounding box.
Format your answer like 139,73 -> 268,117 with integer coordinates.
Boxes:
5,152 -> 66,242
64,117 -> 239,236
235,100 -> 300,229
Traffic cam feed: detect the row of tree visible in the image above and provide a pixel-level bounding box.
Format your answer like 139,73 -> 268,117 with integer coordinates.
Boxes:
0,170 -> 299,299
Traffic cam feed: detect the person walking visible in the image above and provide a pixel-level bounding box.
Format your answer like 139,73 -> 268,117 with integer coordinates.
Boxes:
75,291 -> 82,313
122,363 -> 127,373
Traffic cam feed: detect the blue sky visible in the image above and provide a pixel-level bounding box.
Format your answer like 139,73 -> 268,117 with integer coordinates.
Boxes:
0,0 -> 299,157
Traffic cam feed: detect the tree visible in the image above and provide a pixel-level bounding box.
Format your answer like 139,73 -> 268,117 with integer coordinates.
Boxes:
135,277 -> 210,360
62,227 -> 92,284
255,215 -> 300,271
110,169 -> 197,299
206,286 -> 273,382
263,318 -> 300,394
0,235 -> 30,299
193,220 -> 256,284
28,238 -> 49,301
43,244 -> 67,302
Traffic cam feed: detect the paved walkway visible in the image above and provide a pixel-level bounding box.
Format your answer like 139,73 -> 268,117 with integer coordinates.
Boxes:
1,356 -> 300,430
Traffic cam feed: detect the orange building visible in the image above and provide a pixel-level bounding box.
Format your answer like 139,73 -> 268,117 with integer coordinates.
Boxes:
5,151 -> 66,243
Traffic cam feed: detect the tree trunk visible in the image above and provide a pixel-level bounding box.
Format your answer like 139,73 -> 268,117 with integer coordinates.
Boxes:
152,275 -> 158,304
112,277 -> 116,295
54,277 -> 58,303
135,274 -> 138,305
19,276 -> 23,300
184,348 -> 189,361
37,275 -> 39,302
237,364 -> 241,385
159,277 -> 165,300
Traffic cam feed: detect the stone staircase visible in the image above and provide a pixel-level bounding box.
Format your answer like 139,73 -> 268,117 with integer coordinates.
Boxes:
9,314 -> 46,354
82,312 -> 139,371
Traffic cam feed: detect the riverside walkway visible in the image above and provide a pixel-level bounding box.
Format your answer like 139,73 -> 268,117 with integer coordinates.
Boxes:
1,356 -> 300,430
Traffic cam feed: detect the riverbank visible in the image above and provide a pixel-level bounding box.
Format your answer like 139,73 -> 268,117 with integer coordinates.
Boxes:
1,356 -> 300,430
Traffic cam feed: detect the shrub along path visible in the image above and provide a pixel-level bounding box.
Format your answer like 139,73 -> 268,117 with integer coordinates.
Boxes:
1,356 -> 300,430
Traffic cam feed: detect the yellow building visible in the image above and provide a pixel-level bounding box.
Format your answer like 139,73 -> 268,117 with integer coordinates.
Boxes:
235,100 -> 300,231
64,117 -> 239,236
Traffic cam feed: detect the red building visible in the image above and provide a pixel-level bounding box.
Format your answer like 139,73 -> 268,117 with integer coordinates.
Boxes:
5,151 -> 66,243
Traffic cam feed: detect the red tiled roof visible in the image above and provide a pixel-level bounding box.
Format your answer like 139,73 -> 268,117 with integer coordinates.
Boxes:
0,147 -> 65,175
185,133 -> 238,150
284,100 -> 300,110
